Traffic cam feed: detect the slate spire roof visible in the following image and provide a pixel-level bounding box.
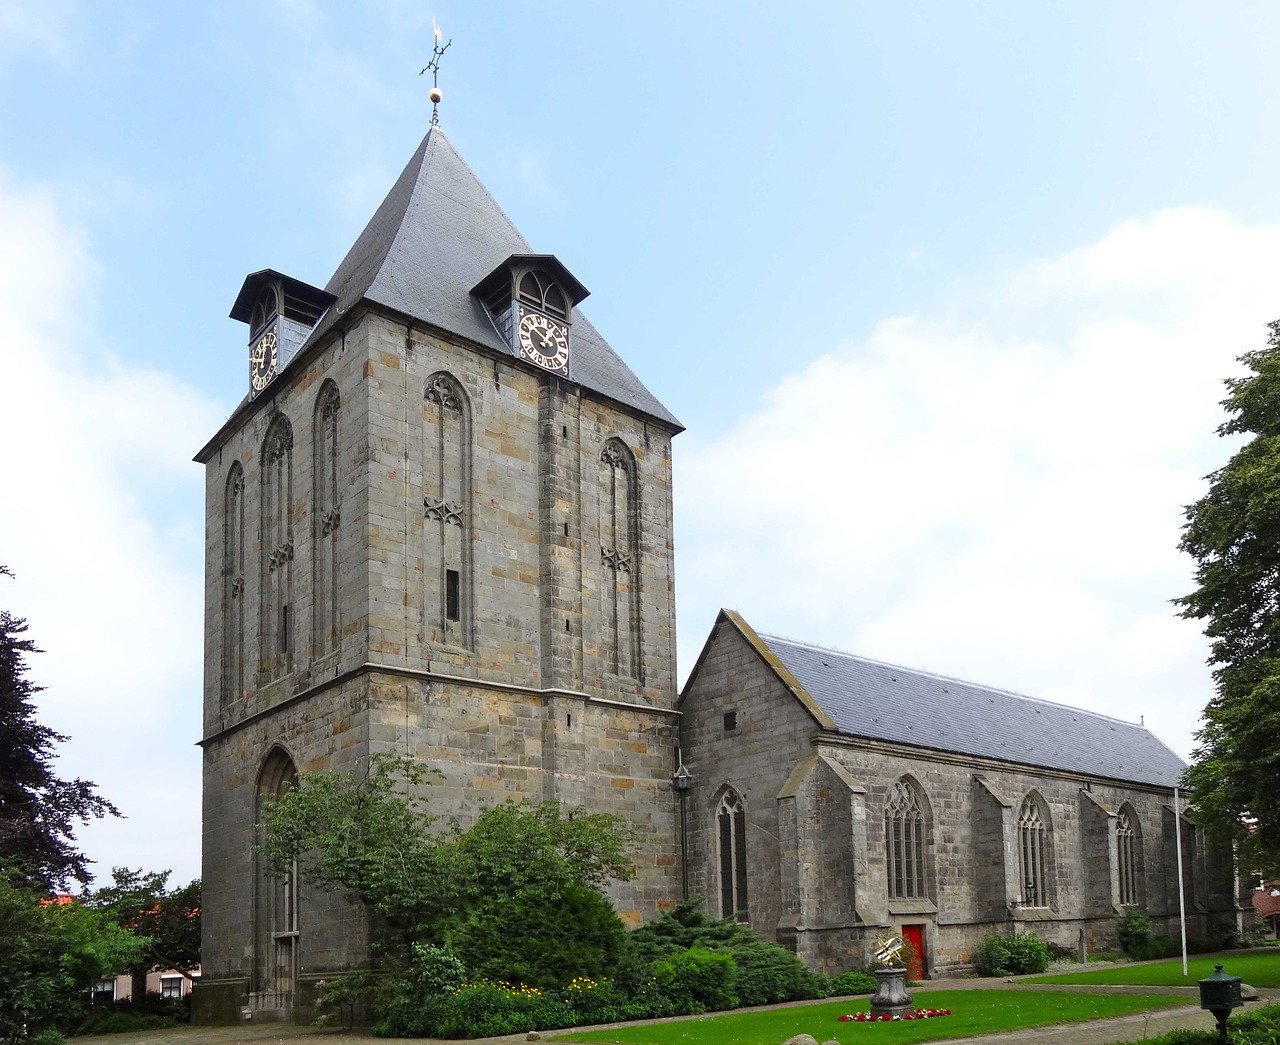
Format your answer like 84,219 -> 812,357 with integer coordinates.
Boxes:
707,610 -> 1186,788
304,126 -> 681,430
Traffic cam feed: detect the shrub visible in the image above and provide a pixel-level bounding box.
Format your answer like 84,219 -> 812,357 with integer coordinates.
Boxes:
827,970 -> 877,996
441,882 -> 624,989
30,1031 -> 68,1045
623,898 -> 757,965
652,945 -> 738,1013
374,975 -> 676,1038
976,932 -> 1051,976
373,944 -> 467,1037
1045,941 -> 1077,962
731,942 -> 823,1006
1116,909 -> 1151,956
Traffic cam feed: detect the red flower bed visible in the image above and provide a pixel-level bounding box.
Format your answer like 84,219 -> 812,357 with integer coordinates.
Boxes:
838,1008 -> 953,1022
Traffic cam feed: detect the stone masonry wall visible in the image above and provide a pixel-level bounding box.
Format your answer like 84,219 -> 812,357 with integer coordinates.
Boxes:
678,619 -> 1240,977
199,305 -> 682,1018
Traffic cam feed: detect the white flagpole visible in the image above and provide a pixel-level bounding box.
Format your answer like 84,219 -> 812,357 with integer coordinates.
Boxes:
1174,786 -> 1188,977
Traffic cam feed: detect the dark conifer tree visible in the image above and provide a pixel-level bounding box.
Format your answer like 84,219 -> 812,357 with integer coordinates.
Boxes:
0,567 -> 118,888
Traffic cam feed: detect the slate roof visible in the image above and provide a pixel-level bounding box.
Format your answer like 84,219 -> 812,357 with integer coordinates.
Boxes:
740,618 -> 1185,788
302,126 -> 681,430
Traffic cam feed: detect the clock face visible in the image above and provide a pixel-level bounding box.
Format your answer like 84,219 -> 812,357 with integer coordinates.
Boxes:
250,329 -> 278,393
516,309 -> 569,374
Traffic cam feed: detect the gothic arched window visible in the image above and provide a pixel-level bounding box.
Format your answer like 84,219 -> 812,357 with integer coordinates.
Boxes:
885,778 -> 928,900
423,373 -> 472,646
312,382 -> 341,657
261,414 -> 294,680
600,438 -> 641,680
221,462 -> 246,705
254,748 -> 298,1001
717,788 -> 748,920
1117,805 -> 1141,907
1018,793 -> 1052,908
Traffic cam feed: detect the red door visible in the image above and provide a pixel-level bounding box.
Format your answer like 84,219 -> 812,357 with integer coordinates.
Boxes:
902,924 -> 925,981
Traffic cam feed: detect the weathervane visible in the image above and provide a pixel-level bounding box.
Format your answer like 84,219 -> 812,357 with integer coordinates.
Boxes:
420,17 -> 452,127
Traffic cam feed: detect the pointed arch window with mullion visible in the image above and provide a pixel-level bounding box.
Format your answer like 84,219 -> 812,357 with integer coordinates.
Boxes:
1018,795 -> 1051,908
885,780 -> 927,900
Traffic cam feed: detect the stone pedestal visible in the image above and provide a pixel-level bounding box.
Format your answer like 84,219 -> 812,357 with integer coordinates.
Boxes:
869,967 -> 913,1018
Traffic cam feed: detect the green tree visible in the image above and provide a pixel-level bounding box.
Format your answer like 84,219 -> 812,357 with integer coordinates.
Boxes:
256,753 -> 638,979
0,568 -> 119,889
87,869 -> 200,1001
1179,320 -> 1280,874
256,753 -> 452,944
0,875 -> 147,1043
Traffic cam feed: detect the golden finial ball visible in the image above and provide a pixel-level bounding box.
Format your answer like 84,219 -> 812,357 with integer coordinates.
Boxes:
429,87 -> 443,104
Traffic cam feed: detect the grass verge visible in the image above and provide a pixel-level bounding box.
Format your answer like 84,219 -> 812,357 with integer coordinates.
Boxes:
1109,1001 -> 1280,1044
1026,951 -> 1280,988
548,989 -> 1186,1045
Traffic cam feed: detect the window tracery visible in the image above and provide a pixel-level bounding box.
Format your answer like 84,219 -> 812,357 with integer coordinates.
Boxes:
261,414 -> 294,679
717,788 -> 748,920
1117,806 -> 1140,906
600,438 -> 641,680
423,373 -> 472,646
312,383 -> 340,657
885,778 -> 928,900
1018,793 -> 1051,907
221,463 -> 246,704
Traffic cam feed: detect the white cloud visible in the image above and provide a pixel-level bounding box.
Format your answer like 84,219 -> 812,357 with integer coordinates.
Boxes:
676,207 -> 1278,764
0,170 -> 222,885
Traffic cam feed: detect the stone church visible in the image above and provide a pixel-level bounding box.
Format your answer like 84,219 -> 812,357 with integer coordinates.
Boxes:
191,123 -> 1244,1022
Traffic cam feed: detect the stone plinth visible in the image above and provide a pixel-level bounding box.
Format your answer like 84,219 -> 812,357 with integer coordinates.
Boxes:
869,967 -> 913,1018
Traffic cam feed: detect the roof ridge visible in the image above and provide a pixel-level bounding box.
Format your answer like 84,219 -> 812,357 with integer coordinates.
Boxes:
758,630 -> 1150,732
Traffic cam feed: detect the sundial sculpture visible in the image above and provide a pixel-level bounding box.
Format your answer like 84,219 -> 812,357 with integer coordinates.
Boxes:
869,932 -> 914,1018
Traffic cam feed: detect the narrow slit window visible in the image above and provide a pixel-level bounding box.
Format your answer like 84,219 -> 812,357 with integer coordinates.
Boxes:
446,569 -> 460,622
279,604 -> 289,653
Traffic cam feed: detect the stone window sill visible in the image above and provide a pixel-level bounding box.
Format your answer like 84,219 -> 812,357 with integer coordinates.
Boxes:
888,899 -> 938,915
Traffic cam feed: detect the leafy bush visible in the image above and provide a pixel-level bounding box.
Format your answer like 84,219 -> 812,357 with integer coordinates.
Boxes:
976,932 -> 1051,976
1116,909 -> 1151,956
1126,932 -> 1181,961
30,1030 -> 67,1045
313,972 -> 377,1031
731,942 -> 823,1006
73,1013 -> 180,1035
652,945 -> 738,1013
441,881 -> 624,989
1045,941 -> 1077,962
373,975 -> 678,1038
827,970 -> 877,996
373,943 -> 466,1036
623,898 -> 757,965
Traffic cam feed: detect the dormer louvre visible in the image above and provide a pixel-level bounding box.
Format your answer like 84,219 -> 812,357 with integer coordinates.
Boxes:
230,271 -> 336,398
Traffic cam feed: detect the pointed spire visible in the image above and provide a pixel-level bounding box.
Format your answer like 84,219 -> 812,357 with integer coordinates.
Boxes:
306,128 -> 682,430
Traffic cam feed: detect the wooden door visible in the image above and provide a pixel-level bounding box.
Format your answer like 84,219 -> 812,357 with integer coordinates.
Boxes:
902,923 -> 925,980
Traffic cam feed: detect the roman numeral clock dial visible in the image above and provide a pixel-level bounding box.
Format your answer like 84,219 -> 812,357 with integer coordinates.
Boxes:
516,309 -> 569,375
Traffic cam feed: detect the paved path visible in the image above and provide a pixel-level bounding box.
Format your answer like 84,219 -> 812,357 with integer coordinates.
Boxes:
73,976 -> 1275,1045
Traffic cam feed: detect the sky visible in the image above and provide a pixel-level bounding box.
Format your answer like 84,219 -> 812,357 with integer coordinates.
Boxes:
3,1 -> 1280,889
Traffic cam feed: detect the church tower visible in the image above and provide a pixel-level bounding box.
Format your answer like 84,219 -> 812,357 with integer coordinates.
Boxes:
192,124 -> 683,1022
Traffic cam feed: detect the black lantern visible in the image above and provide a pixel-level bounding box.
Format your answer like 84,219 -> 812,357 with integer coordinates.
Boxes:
1199,963 -> 1242,1045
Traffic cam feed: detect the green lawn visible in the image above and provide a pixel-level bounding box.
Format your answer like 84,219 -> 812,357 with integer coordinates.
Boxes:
548,990 -> 1186,1045
1026,951 -> 1280,988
